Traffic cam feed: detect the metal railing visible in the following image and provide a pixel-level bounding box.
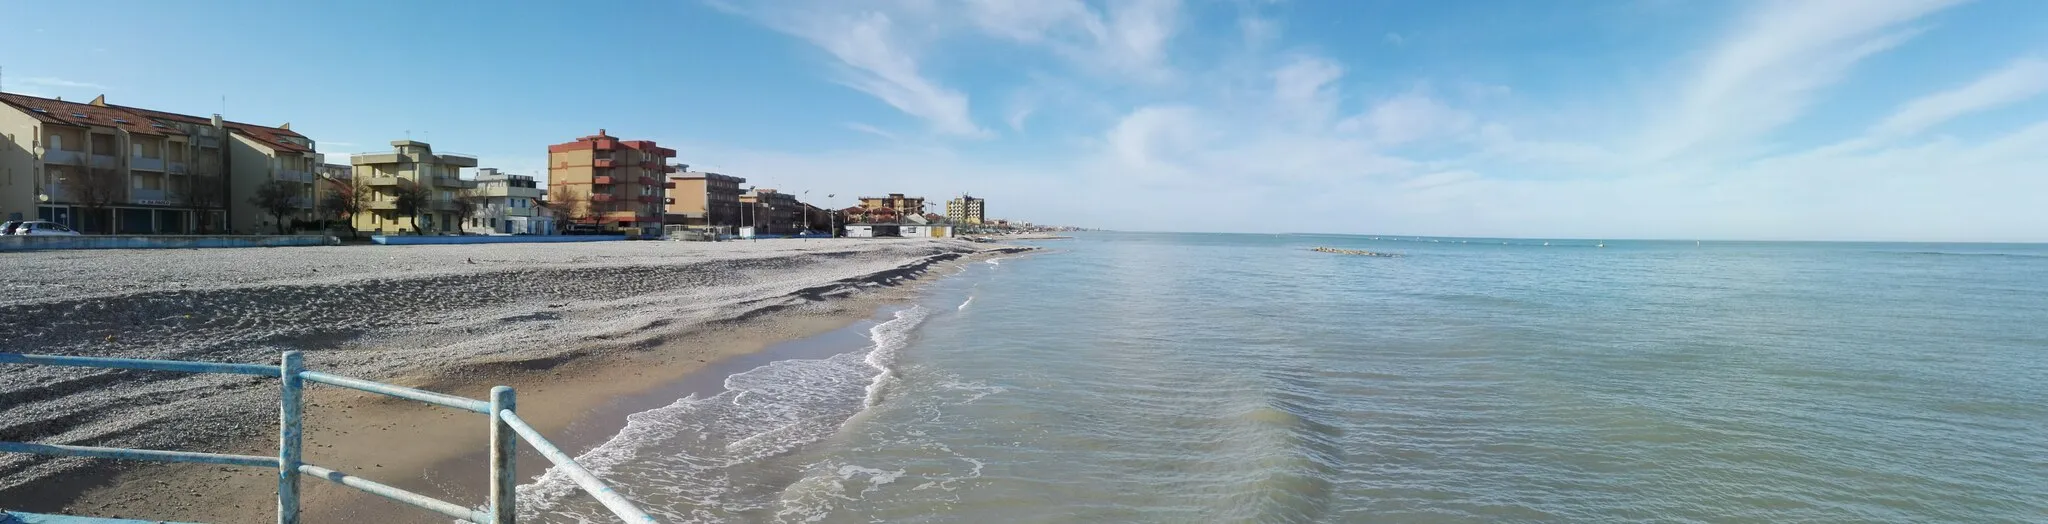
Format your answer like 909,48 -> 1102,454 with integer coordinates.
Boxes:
0,351 -> 657,524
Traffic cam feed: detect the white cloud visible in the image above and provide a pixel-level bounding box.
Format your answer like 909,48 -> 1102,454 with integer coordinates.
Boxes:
963,0 -> 1183,82
1646,0 -> 1965,162
1384,32 -> 1406,47
1339,89 -> 1474,146
19,77 -> 106,90
1870,57 -> 2048,138
1271,55 -> 1344,124
843,122 -> 900,140
717,3 -> 986,137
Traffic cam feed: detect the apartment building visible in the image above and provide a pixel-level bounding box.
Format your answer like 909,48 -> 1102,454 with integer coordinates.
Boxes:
547,130 -> 674,235
465,168 -> 549,235
0,92 -> 239,233
111,98 -> 320,234
859,193 -> 926,216
663,170 -> 746,229
946,194 -> 986,225
348,140 -> 478,235
740,188 -> 803,235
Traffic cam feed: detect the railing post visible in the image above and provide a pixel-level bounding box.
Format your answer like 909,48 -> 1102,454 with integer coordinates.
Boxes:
490,385 -> 517,524
279,351 -> 304,524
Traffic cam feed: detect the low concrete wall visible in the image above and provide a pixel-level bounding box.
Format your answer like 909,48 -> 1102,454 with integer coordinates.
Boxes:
0,235 -> 336,252
371,235 -> 629,245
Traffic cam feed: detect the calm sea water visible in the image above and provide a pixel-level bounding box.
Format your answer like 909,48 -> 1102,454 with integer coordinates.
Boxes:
524,233 -> 2048,523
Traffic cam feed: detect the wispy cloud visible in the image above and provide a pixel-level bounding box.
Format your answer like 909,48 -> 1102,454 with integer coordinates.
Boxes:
716,2 -> 987,137
843,122 -> 900,140
1384,32 -> 1406,47
17,77 -> 107,90
1645,0 -> 1965,162
1870,57 -> 2048,138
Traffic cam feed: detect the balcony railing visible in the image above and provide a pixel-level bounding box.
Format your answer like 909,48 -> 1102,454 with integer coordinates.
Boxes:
593,158 -> 617,168
132,156 -> 167,172
590,194 -> 616,202
0,351 -> 657,524
277,169 -> 315,183
432,176 -> 473,188
168,162 -> 190,174
364,176 -> 406,187
437,152 -> 479,167
365,201 -> 398,210
130,188 -> 171,205
90,154 -> 119,169
593,175 -> 615,185
42,149 -> 84,165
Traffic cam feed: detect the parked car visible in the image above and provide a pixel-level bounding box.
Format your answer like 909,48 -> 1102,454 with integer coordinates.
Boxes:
0,220 -> 21,235
10,221 -> 81,236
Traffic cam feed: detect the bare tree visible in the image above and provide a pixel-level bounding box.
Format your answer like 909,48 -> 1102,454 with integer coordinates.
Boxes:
67,168 -> 127,234
247,180 -> 300,235
175,174 -> 225,234
449,188 -> 482,234
543,187 -> 586,234
392,183 -> 429,235
319,177 -> 368,240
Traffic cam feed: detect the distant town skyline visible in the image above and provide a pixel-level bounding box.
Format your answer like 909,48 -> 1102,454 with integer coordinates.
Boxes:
5,0 -> 2046,241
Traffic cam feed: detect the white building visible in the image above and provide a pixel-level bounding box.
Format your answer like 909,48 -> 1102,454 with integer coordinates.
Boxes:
464,168 -> 550,234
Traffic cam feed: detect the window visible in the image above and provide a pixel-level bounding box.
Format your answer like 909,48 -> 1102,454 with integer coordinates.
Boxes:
71,113 -> 87,118
47,135 -> 61,150
113,118 -> 129,124
31,108 -> 47,114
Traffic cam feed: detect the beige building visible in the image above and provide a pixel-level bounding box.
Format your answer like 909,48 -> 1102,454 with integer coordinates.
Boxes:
663,170 -> 746,228
858,193 -> 925,216
111,98 -> 320,234
547,130 -> 674,235
0,92 -> 250,233
349,140 -> 478,235
946,194 -> 985,225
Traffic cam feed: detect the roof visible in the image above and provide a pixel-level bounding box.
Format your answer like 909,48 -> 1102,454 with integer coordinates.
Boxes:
0,92 -> 187,137
104,99 -> 315,154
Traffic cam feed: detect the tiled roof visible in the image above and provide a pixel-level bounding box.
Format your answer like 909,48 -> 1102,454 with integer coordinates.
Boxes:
0,92 -> 187,137
110,102 -> 315,154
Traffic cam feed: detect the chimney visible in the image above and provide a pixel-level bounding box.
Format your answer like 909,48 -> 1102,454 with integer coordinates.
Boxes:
279,122 -> 291,130
598,128 -> 607,137
211,114 -> 223,127
89,94 -> 106,106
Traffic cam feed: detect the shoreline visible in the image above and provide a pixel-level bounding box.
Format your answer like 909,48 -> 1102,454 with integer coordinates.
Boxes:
1,240 -> 1030,523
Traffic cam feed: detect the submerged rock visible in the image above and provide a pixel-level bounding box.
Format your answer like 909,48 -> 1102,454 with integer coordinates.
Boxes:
1311,246 -> 1400,257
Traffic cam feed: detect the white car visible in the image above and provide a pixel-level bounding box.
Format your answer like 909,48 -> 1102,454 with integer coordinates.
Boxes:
9,221 -> 81,236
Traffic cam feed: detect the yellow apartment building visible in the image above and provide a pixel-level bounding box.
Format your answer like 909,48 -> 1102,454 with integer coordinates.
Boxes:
859,193 -> 925,216
946,194 -> 985,225
349,140 -> 478,235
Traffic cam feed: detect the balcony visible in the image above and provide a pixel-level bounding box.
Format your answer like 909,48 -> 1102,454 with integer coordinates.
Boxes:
351,152 -> 404,165
593,139 -> 618,151
277,169 -> 314,183
364,176 -> 407,187
195,136 -> 221,149
638,195 -> 657,204
639,176 -> 660,186
132,156 -> 166,172
431,200 -> 461,211
437,152 -> 479,167
431,176 -> 473,188
168,162 -> 189,175
593,158 -> 617,168
590,194 -> 616,203
365,201 -> 398,210
90,154 -> 119,169
592,175 -> 615,185
43,149 -> 84,165
42,183 -> 69,200
475,185 -> 544,199
130,188 -> 169,205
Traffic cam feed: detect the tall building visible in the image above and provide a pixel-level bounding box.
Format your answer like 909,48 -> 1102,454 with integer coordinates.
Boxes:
348,140 -> 478,235
547,130 -> 674,235
465,168 -> 548,235
946,194 -> 985,225
663,170 -> 746,229
858,193 -> 925,216
0,92 -> 316,234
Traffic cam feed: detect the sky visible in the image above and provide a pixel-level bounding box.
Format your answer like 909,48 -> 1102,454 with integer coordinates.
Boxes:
3,0 -> 2046,241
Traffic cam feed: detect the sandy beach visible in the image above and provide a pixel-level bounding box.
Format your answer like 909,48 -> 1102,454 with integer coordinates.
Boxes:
0,238 -> 1030,522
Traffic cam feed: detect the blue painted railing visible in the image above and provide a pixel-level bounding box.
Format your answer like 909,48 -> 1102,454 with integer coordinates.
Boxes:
0,351 -> 657,524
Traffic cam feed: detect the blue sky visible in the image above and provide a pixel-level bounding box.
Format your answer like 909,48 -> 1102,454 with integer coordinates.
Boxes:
5,0 -> 2046,241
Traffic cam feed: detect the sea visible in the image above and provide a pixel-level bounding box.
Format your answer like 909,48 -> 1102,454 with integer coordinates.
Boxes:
518,232 -> 2048,523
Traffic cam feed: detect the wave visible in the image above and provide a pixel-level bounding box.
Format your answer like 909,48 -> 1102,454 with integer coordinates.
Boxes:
1896,250 -> 2048,259
515,306 -> 930,522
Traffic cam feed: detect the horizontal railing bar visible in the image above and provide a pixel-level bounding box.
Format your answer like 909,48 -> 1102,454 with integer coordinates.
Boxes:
299,371 -> 491,413
0,441 -> 278,468
298,463 -> 489,524
500,410 -> 659,523
0,352 -> 276,376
